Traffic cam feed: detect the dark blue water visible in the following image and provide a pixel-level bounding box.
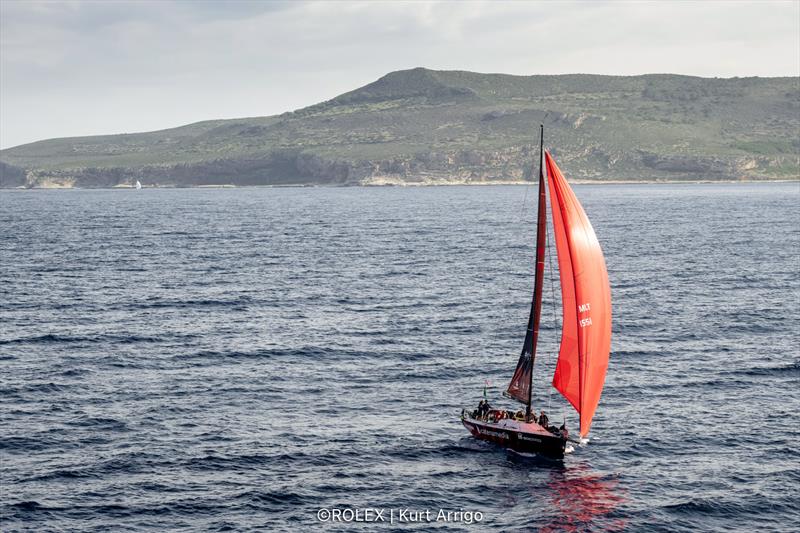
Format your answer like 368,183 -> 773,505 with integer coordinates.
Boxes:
1,183 -> 798,532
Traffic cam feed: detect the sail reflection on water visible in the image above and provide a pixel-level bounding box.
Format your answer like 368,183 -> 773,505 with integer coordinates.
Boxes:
540,465 -> 627,532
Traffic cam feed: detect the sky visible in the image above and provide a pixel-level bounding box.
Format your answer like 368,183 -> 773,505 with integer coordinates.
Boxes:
1,0 -> 799,149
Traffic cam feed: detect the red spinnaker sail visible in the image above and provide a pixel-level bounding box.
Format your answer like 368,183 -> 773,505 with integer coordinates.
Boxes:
546,152 -> 612,438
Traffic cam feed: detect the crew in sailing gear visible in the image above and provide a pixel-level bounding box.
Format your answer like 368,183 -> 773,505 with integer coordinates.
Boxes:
481,400 -> 492,419
538,411 -> 549,427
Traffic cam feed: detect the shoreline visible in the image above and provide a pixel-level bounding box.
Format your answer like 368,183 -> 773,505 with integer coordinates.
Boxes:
1,178 -> 798,190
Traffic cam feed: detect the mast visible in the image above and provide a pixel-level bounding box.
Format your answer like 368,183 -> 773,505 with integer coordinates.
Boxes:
524,125 -> 548,421
504,124 -> 549,415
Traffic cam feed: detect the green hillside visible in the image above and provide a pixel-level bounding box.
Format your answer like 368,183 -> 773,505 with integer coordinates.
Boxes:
1,68 -> 798,187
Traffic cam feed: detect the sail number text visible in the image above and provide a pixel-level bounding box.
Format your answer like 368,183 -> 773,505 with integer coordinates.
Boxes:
578,303 -> 592,327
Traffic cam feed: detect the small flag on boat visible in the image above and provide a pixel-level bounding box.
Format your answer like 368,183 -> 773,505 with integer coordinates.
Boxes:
484,379 -> 491,398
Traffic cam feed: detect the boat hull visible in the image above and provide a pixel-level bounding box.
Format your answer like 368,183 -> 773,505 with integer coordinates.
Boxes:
461,416 -> 567,457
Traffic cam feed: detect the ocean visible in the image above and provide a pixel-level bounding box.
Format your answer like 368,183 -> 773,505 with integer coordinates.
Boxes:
1,183 -> 798,531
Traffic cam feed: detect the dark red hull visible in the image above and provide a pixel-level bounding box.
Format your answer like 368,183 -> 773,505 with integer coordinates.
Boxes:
461,415 -> 567,457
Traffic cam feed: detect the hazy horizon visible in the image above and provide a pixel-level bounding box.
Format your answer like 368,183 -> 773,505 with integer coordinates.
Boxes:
2,0 -> 799,149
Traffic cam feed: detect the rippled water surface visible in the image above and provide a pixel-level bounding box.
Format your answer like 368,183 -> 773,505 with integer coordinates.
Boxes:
1,183 -> 799,532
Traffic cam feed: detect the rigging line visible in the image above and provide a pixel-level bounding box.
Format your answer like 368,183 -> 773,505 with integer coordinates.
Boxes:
517,150 -> 536,328
545,180 -> 559,414
520,171 -> 530,218
513,145 -> 535,287
519,121 -> 542,218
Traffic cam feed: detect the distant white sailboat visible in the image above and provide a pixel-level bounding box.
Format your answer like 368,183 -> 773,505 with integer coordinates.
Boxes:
135,180 -> 142,190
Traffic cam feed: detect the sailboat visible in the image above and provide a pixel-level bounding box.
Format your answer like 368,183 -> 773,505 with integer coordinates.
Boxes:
461,125 -> 612,457
135,180 -> 142,190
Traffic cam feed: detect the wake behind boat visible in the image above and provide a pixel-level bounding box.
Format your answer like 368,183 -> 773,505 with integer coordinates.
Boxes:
461,125 -> 612,458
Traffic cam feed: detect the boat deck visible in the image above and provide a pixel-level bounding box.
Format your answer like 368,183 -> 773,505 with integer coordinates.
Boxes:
461,411 -> 568,456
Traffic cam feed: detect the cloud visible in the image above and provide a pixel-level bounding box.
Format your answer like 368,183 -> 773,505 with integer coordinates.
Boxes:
1,0 -> 798,148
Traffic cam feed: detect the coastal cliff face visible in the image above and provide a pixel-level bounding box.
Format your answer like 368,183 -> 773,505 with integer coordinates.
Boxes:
2,69 -> 798,187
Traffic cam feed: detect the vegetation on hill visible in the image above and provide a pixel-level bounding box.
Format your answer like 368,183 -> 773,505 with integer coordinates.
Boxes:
1,68 -> 798,187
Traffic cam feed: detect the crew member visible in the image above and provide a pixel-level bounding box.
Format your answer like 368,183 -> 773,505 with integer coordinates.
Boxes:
538,410 -> 549,427
477,399 -> 489,419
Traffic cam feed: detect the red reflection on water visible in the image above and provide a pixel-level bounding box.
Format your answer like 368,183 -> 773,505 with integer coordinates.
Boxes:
539,464 -> 627,532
